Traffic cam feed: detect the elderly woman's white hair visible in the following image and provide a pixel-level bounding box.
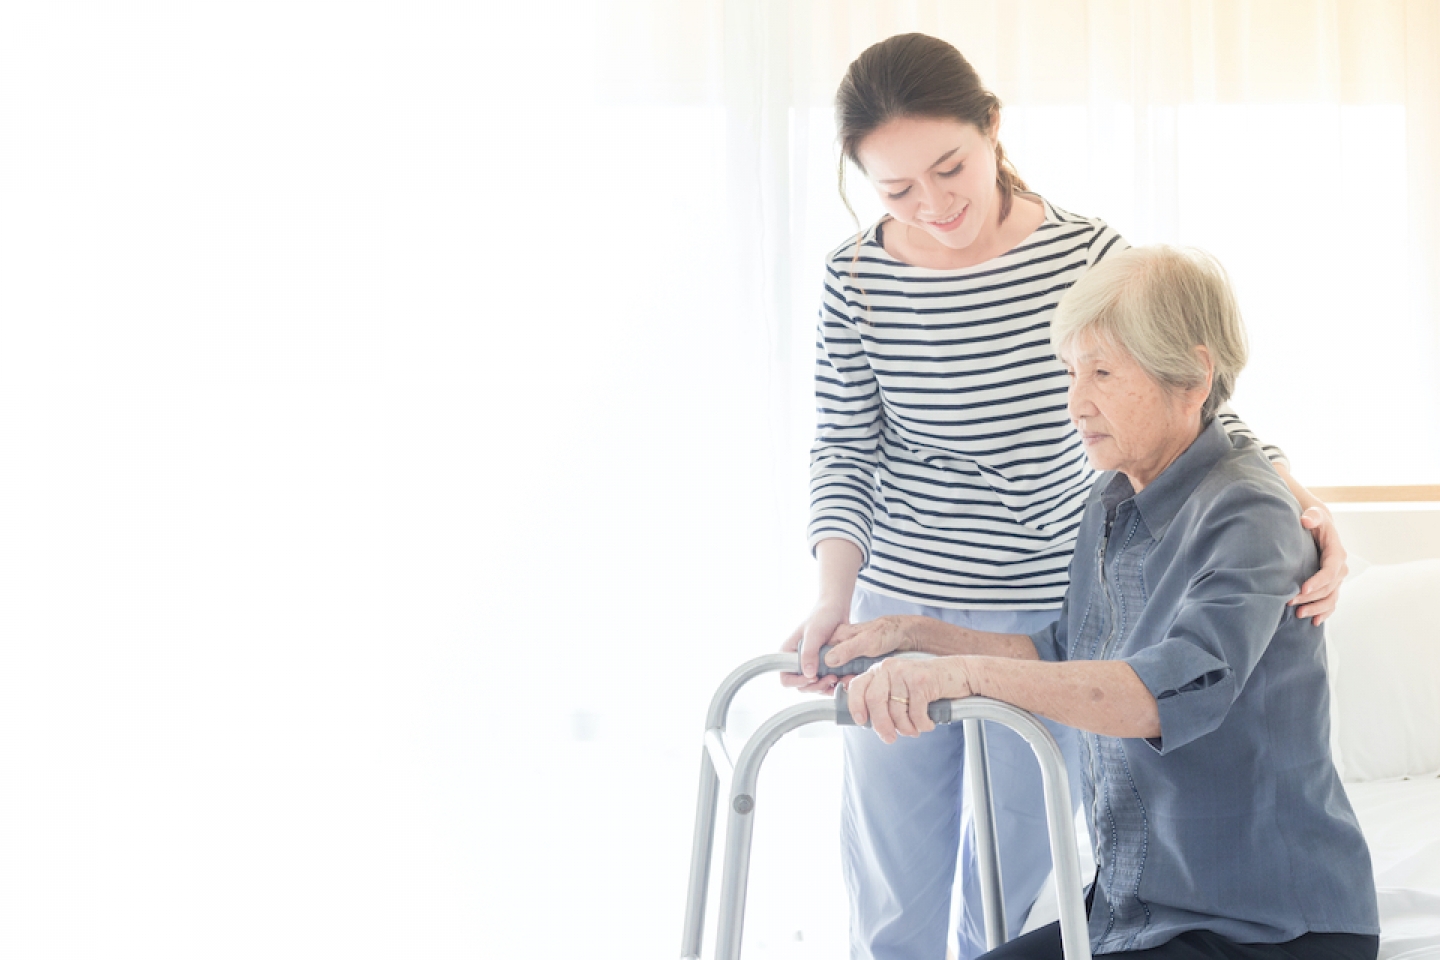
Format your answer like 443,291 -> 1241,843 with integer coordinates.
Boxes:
1052,246 -> 1249,422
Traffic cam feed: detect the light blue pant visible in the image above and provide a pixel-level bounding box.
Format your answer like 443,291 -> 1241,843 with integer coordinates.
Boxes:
841,589 -> 1081,960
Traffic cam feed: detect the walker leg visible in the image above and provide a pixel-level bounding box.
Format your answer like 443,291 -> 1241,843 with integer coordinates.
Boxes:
964,718 -> 1008,950
713,699 -> 840,960
680,750 -> 720,959
680,653 -> 800,959
714,788 -> 758,960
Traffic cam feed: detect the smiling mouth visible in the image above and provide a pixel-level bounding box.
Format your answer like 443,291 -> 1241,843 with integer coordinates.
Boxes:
925,206 -> 968,233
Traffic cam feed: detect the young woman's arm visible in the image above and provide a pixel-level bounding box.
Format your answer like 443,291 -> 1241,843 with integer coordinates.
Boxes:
1272,462 -> 1347,624
786,249 -> 884,690
1215,406 -> 1347,624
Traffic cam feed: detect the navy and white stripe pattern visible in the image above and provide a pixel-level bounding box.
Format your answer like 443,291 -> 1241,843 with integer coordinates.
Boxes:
808,197 -> 1283,608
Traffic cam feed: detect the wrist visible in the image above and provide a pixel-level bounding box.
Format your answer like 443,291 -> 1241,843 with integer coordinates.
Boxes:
937,656 -> 979,699
965,657 -> 990,698
901,615 -> 941,654
922,620 -> 977,657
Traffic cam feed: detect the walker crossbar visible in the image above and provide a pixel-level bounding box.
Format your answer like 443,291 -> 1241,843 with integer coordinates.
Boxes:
680,651 -> 1091,960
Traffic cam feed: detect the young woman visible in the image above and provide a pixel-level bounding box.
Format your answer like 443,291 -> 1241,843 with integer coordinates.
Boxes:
779,33 -> 1348,960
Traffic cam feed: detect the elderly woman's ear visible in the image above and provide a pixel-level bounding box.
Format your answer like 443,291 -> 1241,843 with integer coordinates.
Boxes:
1191,345 -> 1215,415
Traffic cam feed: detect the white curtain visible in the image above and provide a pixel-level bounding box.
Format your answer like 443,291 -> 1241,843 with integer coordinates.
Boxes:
632,0 -> 1440,487
1,3 -> 1436,959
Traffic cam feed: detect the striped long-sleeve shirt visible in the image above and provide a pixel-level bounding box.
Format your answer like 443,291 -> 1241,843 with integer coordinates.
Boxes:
808,197 -> 1282,608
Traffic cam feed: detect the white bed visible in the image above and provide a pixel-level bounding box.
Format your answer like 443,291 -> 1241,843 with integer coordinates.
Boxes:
1346,778 -> 1440,959
1323,492 -> 1440,960
1021,490 -> 1440,959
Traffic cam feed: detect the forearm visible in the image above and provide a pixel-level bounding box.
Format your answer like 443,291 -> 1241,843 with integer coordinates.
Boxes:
948,656 -> 1161,739
784,538 -> 867,686
910,618 -> 1041,661
814,538 -> 863,607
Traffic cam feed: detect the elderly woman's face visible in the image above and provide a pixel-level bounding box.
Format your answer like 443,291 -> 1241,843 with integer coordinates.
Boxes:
1065,334 -> 1206,492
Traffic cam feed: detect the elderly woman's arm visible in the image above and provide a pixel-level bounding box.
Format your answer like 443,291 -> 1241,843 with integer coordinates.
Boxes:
844,651 -> 1160,744
824,614 -> 1035,663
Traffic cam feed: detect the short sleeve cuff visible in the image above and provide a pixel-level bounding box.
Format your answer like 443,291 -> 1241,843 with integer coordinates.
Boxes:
1124,640 -> 1236,754
806,524 -> 870,566
1029,620 -> 1065,663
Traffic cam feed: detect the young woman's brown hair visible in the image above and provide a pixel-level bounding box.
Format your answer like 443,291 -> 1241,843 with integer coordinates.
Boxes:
835,33 -> 1027,227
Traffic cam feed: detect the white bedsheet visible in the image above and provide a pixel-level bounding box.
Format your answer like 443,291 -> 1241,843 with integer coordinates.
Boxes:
1019,777 -> 1440,957
1345,777 -> 1440,960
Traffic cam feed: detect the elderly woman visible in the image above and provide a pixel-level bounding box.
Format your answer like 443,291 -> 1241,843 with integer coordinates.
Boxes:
825,246 -> 1379,960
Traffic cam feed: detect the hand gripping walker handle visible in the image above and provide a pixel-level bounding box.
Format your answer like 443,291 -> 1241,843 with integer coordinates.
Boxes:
811,647 -> 952,724
832,685 -> 954,726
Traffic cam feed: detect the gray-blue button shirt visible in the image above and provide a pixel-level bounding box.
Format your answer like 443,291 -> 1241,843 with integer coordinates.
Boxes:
1030,419 -> 1378,953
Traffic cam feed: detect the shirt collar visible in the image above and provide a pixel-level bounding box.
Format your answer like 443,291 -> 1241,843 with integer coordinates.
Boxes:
1098,418 -> 1233,539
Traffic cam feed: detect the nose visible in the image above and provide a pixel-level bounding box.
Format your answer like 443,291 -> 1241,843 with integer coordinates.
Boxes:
916,178 -> 948,215
1067,376 -> 1096,424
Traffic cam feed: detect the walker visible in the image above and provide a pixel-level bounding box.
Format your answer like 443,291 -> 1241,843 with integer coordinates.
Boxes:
679,650 -> 1092,960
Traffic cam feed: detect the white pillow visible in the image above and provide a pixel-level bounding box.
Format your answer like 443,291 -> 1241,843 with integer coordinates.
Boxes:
1324,558 -> 1440,782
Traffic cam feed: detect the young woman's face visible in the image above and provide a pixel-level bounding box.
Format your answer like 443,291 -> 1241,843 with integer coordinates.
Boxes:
855,116 -> 1000,253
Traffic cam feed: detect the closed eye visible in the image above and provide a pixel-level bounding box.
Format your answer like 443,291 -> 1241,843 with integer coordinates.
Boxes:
938,162 -> 963,177
886,186 -> 912,199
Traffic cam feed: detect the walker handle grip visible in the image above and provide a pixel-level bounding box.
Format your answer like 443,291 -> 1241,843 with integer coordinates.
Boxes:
834,686 -> 954,726
812,646 -> 890,678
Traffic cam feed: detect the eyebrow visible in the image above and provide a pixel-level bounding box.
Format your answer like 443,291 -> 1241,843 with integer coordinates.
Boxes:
875,146 -> 962,184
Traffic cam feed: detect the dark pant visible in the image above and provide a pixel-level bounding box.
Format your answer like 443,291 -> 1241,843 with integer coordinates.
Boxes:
981,923 -> 1378,960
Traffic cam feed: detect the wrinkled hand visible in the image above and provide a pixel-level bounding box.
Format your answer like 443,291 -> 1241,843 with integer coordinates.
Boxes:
822,616 -> 921,673
846,657 -> 972,744
1291,505 -> 1348,625
780,600 -> 849,694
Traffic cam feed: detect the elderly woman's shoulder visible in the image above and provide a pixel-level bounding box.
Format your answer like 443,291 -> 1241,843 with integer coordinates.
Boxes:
1176,439 -> 1319,572
1194,434 -> 1306,525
